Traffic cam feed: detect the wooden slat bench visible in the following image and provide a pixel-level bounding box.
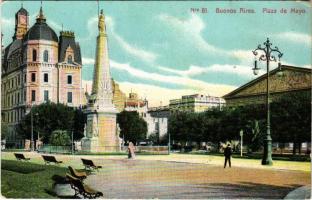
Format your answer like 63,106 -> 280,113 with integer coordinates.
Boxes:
14,153 -> 30,161
42,155 -> 63,165
66,173 -> 103,199
68,166 -> 87,181
81,158 -> 102,171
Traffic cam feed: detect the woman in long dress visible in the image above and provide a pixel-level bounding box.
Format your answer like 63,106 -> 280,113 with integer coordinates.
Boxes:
128,142 -> 135,159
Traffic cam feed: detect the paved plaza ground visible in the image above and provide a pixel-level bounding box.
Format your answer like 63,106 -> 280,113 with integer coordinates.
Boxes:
1,152 -> 311,199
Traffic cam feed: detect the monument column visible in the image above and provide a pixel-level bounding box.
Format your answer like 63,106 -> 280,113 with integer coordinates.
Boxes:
81,10 -> 120,152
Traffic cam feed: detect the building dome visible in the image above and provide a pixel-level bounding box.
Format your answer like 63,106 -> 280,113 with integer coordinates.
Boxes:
23,7 -> 58,42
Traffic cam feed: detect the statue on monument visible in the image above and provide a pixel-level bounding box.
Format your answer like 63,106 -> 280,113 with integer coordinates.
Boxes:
98,9 -> 105,33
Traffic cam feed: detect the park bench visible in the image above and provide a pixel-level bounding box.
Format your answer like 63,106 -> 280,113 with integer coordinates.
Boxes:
81,158 -> 102,171
66,173 -> 103,199
42,155 -> 63,165
68,166 -> 87,181
14,153 -> 30,161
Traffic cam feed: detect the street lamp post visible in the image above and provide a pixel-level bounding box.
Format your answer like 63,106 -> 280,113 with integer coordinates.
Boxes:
252,38 -> 283,165
240,130 -> 243,157
31,108 -> 34,151
71,130 -> 74,155
168,132 -> 171,155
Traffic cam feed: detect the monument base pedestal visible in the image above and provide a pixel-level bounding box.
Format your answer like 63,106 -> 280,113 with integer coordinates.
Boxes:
81,137 -> 99,153
81,137 -> 121,153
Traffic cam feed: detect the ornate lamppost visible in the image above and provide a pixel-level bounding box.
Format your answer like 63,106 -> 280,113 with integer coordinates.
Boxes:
30,107 -> 39,151
252,38 -> 283,165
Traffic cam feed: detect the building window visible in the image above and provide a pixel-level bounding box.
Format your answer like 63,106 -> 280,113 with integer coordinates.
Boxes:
31,73 -> 36,82
44,90 -> 49,102
17,93 -> 20,104
68,55 -> 73,64
43,50 -> 49,62
31,90 -> 36,102
67,75 -> 72,84
32,49 -> 37,61
67,92 -> 72,103
24,74 -> 26,83
24,90 -> 26,102
44,73 -> 48,83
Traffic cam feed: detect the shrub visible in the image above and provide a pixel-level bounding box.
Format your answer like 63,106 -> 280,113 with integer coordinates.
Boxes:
49,130 -> 71,146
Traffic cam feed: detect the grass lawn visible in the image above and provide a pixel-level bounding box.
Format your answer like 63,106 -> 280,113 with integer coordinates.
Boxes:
1,160 -> 68,198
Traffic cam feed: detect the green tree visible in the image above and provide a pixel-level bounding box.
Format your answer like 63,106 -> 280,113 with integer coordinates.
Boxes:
271,91 -> 311,154
49,130 -> 71,146
1,123 -> 9,140
244,120 -> 265,152
117,111 -> 147,144
72,108 -> 86,140
148,132 -> 159,144
17,102 -> 85,143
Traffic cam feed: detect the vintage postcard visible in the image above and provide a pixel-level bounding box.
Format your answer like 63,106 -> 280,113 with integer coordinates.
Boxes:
1,0 -> 311,199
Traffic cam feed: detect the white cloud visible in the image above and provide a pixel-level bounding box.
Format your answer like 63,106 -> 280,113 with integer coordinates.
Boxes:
1,17 -> 14,27
48,20 -> 63,32
110,60 -> 236,94
114,34 -> 157,63
108,16 -> 158,63
158,14 -> 255,64
159,63 -> 265,78
87,16 -> 98,33
275,32 -> 311,45
302,65 -> 311,69
82,15 -> 157,63
159,14 -> 223,55
82,57 -> 95,65
230,50 -> 254,65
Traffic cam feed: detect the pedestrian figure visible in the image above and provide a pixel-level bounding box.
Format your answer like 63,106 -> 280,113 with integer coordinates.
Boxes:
224,144 -> 232,168
128,142 -> 136,159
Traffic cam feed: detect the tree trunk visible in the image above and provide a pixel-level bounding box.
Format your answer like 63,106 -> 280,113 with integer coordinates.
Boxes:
292,143 -> 296,155
298,142 -> 302,155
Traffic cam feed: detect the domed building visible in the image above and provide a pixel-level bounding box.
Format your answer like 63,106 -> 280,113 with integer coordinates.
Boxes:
1,6 -> 83,147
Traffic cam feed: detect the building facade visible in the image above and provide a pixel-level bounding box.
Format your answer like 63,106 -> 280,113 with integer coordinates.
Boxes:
124,92 -> 148,118
1,6 -> 83,146
169,94 -> 225,113
223,65 -> 311,107
147,106 -> 170,139
112,80 -> 126,112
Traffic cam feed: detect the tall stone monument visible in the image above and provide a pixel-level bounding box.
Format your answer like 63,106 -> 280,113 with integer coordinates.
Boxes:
81,10 -> 120,152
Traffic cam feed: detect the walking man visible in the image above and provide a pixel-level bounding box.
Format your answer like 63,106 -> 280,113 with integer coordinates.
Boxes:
224,144 -> 232,168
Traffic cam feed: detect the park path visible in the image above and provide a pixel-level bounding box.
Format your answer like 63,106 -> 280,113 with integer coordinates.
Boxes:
85,159 -> 310,199
1,152 -> 310,199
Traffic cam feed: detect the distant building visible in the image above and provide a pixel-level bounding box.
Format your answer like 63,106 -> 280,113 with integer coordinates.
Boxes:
112,80 -> 126,112
147,106 -> 170,139
125,92 -> 148,118
169,94 -> 225,113
223,65 -> 311,107
124,92 -> 158,139
1,6 -> 83,147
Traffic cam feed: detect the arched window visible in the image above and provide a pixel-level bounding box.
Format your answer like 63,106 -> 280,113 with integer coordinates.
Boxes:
32,49 -> 37,61
68,55 -> 73,64
43,50 -> 49,62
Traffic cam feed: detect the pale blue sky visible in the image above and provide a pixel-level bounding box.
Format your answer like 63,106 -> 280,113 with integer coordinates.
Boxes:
2,1 -> 311,106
